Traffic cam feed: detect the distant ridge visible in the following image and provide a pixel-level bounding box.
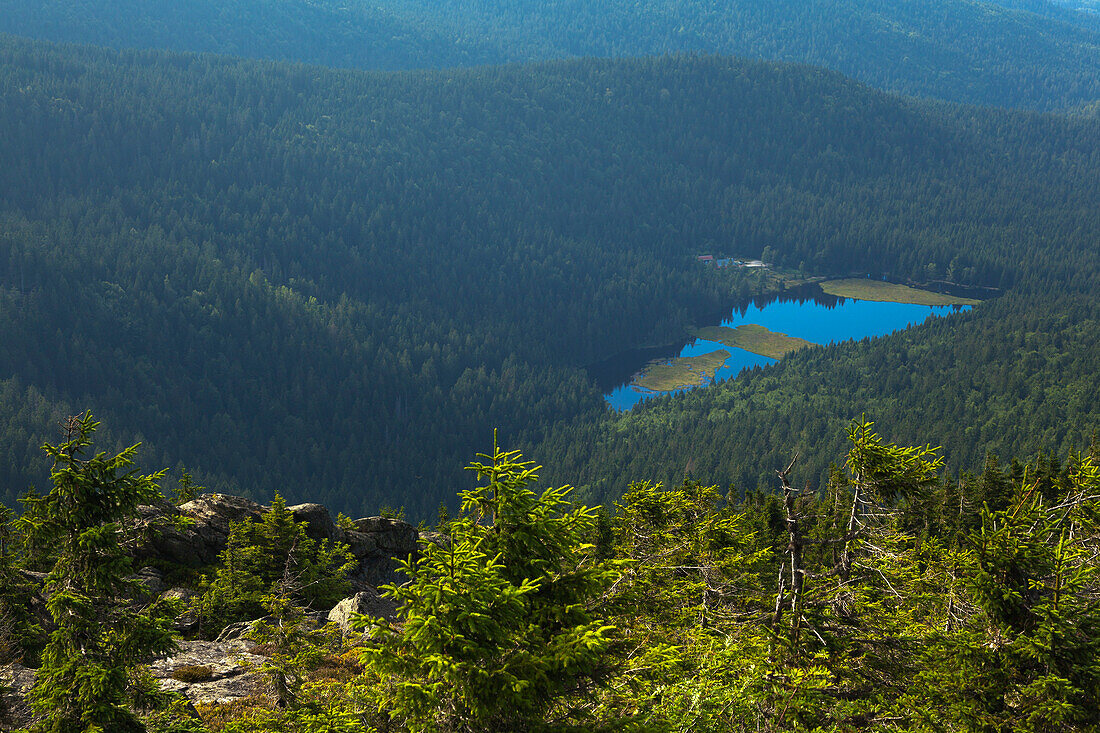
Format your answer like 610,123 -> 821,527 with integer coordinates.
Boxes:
986,0 -> 1100,28
0,0 -> 1098,110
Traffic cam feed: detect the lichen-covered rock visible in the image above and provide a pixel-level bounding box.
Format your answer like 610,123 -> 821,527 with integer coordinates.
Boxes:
352,517 -> 419,548
0,662 -> 35,730
163,587 -> 199,604
129,566 -> 167,600
137,494 -> 266,567
214,611 -> 329,643
135,496 -> 421,603
149,640 -> 266,705
3,642 -> 271,723
342,529 -> 379,559
418,529 -> 448,548
214,620 -> 257,643
3,643 -> 269,716
164,587 -> 201,633
327,589 -> 398,634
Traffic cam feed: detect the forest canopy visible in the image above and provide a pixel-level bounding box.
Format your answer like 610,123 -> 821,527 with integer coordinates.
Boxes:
0,38 -> 1099,515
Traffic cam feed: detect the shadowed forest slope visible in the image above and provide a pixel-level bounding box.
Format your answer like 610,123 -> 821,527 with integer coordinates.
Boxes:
0,38 -> 1098,514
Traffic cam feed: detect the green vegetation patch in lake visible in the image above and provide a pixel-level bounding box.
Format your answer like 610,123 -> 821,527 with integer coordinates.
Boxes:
633,350 -> 731,392
821,279 -> 980,306
692,324 -> 815,359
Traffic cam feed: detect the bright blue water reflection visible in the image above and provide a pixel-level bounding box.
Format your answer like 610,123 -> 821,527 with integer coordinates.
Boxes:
604,292 -> 969,411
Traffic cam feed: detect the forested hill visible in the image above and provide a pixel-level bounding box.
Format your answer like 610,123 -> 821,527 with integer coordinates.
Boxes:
1,37 -> 1099,517
0,0 -> 492,71
2,0 -> 1099,112
1054,0 -> 1100,15
375,0 -> 1100,111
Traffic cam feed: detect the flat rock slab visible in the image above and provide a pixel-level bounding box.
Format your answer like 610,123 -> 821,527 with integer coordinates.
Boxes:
149,639 -> 267,705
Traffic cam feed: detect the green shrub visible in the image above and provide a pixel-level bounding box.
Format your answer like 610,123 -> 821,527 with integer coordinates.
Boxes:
170,665 -> 214,683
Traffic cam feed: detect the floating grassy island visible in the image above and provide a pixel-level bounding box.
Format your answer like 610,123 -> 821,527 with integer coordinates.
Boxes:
693,324 -> 815,359
821,279 -> 980,306
633,350 -> 731,391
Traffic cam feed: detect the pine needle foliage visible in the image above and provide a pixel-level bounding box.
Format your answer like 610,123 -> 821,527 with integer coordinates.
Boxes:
908,457 -> 1100,731
359,438 -> 622,732
20,412 -> 175,733
0,503 -> 42,664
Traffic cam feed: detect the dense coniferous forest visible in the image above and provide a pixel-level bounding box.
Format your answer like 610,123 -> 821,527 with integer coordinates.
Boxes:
1,37 -> 1099,517
1047,0 -> 1100,13
2,0 -> 1099,111
373,0 -> 1100,110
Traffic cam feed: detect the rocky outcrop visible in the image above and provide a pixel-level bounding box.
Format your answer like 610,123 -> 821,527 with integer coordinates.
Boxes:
0,643 -> 266,721
0,494 -> 424,721
136,494 -> 266,567
213,611 -> 328,643
129,566 -> 168,600
3,641 -> 267,716
288,503 -> 339,543
135,494 -> 420,593
346,517 -> 419,588
418,529 -> 448,548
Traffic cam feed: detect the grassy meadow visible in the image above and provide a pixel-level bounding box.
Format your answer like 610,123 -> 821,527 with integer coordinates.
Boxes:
820,279 -> 980,306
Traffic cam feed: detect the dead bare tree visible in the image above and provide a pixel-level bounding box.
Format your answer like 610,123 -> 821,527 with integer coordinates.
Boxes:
771,456 -> 804,642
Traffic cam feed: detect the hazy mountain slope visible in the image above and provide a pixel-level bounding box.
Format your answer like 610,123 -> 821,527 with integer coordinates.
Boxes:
1047,0 -> 1100,18
1,0 -> 1098,111
385,0 -> 1100,110
0,0 -> 498,70
1,38 -> 1098,514
986,0 -> 1100,28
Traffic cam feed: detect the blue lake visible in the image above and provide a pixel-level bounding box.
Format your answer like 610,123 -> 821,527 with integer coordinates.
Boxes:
594,287 -> 971,411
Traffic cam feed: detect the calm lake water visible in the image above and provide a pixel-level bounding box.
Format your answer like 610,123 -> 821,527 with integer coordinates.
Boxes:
592,286 -> 971,411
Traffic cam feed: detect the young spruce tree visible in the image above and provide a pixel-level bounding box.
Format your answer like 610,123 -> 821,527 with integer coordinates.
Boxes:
359,438 -> 622,732
20,413 -> 176,733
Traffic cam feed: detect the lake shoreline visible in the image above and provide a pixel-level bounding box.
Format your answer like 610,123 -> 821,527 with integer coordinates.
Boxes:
595,279 -> 980,410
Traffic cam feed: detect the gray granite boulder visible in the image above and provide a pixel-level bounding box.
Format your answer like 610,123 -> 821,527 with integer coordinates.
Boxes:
418,529 -> 448,548
347,517 -> 418,588
288,503 -> 340,543
128,566 -> 167,600
136,494 -> 266,567
0,662 -> 35,729
327,588 -> 398,634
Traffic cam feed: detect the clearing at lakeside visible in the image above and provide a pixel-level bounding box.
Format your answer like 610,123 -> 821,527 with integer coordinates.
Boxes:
692,324 -> 815,359
821,279 -> 980,306
633,350 -> 731,391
